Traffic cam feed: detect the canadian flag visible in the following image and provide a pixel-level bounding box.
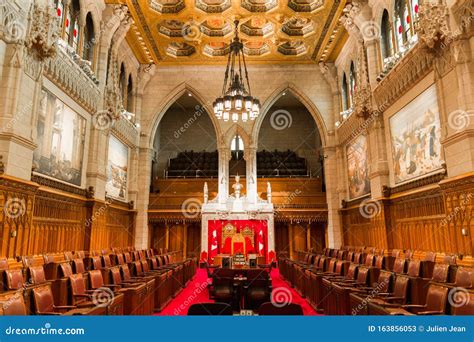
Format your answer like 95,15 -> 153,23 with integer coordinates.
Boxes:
211,229 -> 218,251
258,230 -> 265,255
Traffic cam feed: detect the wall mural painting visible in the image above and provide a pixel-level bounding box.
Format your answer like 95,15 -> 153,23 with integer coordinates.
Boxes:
33,89 -> 86,186
106,135 -> 129,201
347,134 -> 371,199
390,85 -> 443,184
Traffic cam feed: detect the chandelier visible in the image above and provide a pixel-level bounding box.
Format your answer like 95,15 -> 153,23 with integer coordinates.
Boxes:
213,20 -> 260,123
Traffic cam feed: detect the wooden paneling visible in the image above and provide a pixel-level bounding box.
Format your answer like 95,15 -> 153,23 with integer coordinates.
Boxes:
0,175 -> 135,258
341,173 -> 474,260
186,223 -> 201,258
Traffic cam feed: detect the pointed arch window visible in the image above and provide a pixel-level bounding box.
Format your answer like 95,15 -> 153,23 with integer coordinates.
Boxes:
341,72 -> 350,112
119,64 -> 127,107
127,75 -> 134,113
349,62 -> 356,108
381,10 -> 394,61
231,135 -> 244,160
393,0 -> 419,51
82,13 -> 95,62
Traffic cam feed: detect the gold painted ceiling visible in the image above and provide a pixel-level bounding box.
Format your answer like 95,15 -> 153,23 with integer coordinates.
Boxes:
108,0 -> 348,65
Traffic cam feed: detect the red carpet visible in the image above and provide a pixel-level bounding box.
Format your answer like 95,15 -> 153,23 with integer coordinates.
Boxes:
156,268 -> 317,316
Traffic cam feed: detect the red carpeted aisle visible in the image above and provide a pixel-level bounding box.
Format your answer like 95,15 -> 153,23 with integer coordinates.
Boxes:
156,268 -> 317,316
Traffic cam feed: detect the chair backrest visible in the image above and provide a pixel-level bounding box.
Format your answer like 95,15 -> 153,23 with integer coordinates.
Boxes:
425,284 -> 448,313
64,251 -> 74,261
246,269 -> 269,281
337,250 -> 346,260
346,251 -> 354,262
374,256 -> 385,269
454,267 -> 473,288
0,258 -> 8,270
365,254 -> 375,266
116,254 -> 125,265
393,275 -> 410,301
1,292 -> 27,315
376,271 -> 393,293
89,270 -> 104,290
407,260 -> 421,277
150,258 -> 159,270
404,250 -> 414,259
110,267 -> 123,285
28,266 -> 46,284
432,264 -> 450,283
391,249 -> 402,258
4,269 -> 24,290
124,253 -> 132,263
59,263 -> 73,278
312,255 -> 320,266
76,251 -> 86,259
451,292 -> 474,315
102,255 -> 112,267
188,303 -> 233,315
334,260 -> 348,275
141,260 -> 150,273
91,257 -> 103,270
317,256 -> 326,270
33,285 -> 55,314
258,302 -> 303,315
69,273 -> 87,297
326,259 -> 337,273
393,258 -> 407,274
356,266 -> 370,285
121,265 -> 133,281
443,255 -> 457,265
345,264 -> 358,280
73,259 -> 85,274
424,252 -> 437,262
353,252 -> 362,264
132,261 -> 143,276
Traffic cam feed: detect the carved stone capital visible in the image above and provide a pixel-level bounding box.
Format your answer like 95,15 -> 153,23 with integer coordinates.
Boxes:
25,4 -> 59,61
416,1 -> 453,54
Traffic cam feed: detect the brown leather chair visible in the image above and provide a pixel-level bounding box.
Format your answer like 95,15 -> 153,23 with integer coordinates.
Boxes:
0,291 -> 27,315
28,266 -> 47,285
244,269 -> 271,310
388,284 -> 449,315
349,270 -> 394,315
451,291 -> 474,315
69,273 -> 95,307
3,269 -> 24,290
392,258 -> 407,274
32,285 -> 77,315
209,268 -> 235,304
88,270 -> 124,315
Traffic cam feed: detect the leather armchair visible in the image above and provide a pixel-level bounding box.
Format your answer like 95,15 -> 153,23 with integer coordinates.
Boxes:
244,269 -> 271,310
33,285 -> 78,315
0,291 -> 27,315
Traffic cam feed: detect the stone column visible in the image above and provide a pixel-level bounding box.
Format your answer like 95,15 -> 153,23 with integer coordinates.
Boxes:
367,116 -> 390,198
218,146 -> 230,204
134,147 -> 153,249
244,146 -> 257,204
323,146 -> 343,248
